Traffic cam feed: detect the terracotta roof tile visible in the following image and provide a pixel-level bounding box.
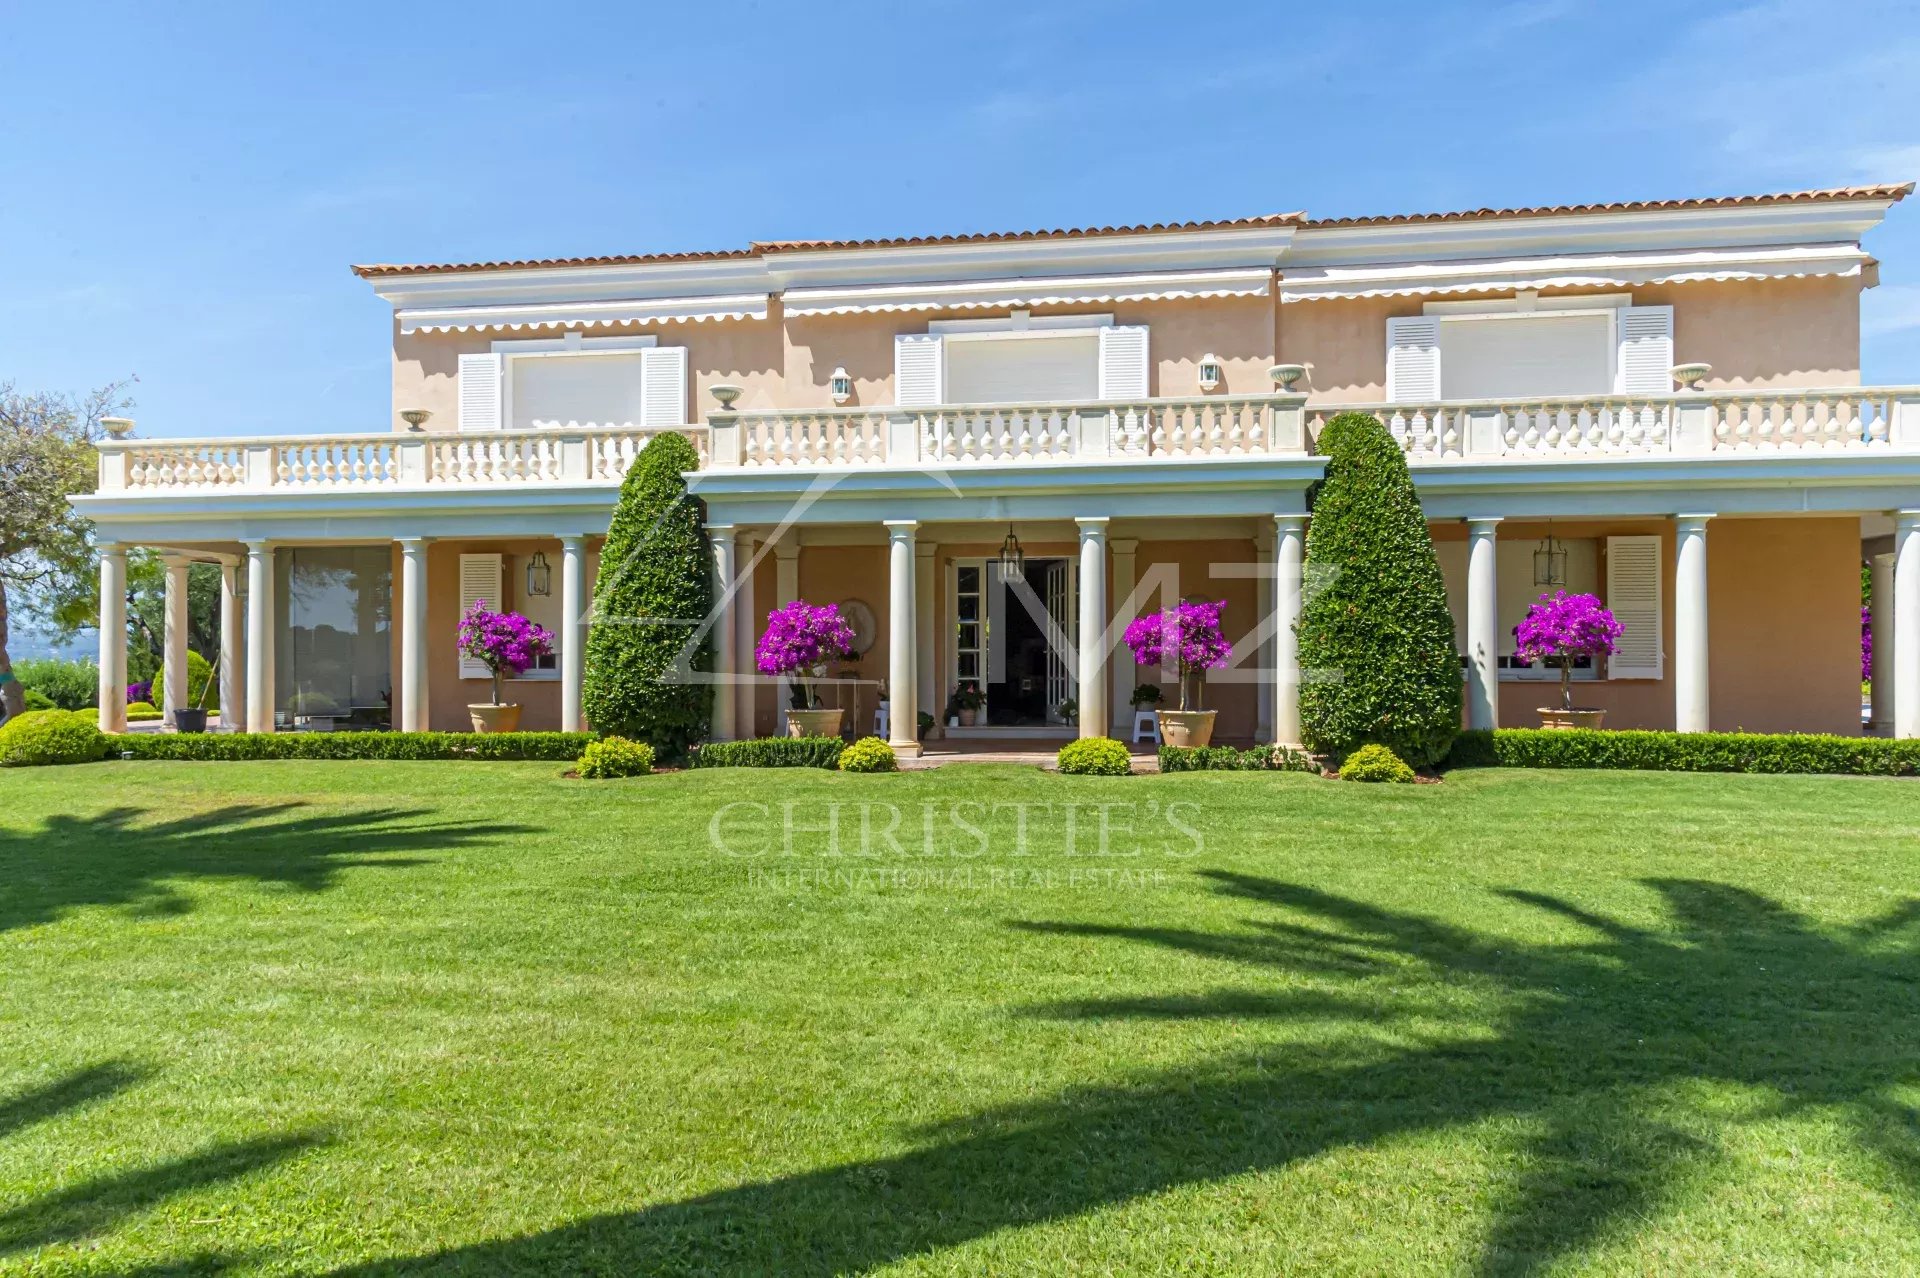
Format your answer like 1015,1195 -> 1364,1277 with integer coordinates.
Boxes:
350,185 -> 1911,278
1302,183 -> 1913,229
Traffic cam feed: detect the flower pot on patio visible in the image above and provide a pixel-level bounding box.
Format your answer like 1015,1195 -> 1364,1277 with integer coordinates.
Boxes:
469,703 -> 522,733
956,707 -> 977,727
1537,707 -> 1606,730
171,708 -> 208,734
787,708 -> 843,738
1157,709 -> 1217,748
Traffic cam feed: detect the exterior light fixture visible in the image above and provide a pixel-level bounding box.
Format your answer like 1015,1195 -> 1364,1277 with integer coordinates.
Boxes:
997,524 -> 1025,580
829,367 -> 853,405
526,551 -> 552,597
1198,353 -> 1222,391
100,416 -> 136,438
1533,525 -> 1567,587
400,408 -> 432,432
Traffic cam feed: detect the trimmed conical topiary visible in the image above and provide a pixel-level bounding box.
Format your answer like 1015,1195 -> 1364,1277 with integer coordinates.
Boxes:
1297,411 -> 1460,767
582,432 -> 714,761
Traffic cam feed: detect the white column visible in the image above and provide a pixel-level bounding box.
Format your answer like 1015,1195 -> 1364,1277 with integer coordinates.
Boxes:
710,525 -> 737,743
97,543 -> 128,734
774,537 -> 800,721
1109,537 -> 1138,731
1895,512 -> 1920,739
915,540 -> 937,743
218,562 -> 242,732
731,531 -> 755,740
1465,518 -> 1501,731
1253,528 -> 1275,743
161,555 -> 190,729
1871,549 -> 1895,735
1274,515 -> 1305,745
1674,514 -> 1713,733
559,535 -> 588,733
245,541 -> 275,733
1076,517 -> 1110,739
397,538 -> 430,732
885,520 -> 921,757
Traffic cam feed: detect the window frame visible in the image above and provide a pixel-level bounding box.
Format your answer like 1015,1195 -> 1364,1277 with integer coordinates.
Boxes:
491,330 -> 659,432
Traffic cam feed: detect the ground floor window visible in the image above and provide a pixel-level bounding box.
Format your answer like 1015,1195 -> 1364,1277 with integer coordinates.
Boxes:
275,546 -> 392,726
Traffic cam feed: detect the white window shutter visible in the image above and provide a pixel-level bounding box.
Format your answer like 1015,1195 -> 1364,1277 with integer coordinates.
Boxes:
895,334 -> 944,406
458,553 -> 504,680
1097,324 -> 1150,399
640,346 -> 689,427
1605,535 -> 1663,679
1386,317 -> 1441,402
458,353 -> 503,431
1615,305 -> 1674,395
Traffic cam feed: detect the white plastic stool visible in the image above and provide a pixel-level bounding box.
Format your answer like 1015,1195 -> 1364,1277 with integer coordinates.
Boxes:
875,700 -> 890,739
1131,710 -> 1160,745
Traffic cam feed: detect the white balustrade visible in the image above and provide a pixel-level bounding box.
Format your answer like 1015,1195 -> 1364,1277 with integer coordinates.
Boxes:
736,409 -> 890,467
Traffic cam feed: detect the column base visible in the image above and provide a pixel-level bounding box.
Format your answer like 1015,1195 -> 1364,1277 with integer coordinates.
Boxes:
889,739 -> 924,759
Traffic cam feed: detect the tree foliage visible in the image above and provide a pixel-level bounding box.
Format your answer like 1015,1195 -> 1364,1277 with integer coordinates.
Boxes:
1297,411 -> 1461,767
581,432 -> 714,761
0,382 -> 130,718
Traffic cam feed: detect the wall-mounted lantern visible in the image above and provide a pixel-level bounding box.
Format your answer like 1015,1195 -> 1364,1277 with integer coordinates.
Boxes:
1198,353 -> 1222,391
829,366 -> 853,405
1532,527 -> 1567,587
526,551 -> 552,598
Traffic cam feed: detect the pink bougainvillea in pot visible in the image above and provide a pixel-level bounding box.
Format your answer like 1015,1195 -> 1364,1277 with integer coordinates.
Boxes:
1124,599 -> 1232,747
756,599 -> 856,737
1513,591 -> 1622,729
457,600 -> 554,732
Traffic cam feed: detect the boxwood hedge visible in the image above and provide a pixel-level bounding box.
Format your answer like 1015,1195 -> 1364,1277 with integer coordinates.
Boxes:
106,731 -> 595,762
691,736 -> 846,769
1445,728 -> 1920,776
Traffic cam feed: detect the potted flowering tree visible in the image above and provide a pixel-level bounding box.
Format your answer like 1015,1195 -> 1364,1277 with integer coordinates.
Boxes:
756,600 -> 856,737
457,600 -> 554,733
1124,599 -> 1231,747
1514,591 -> 1622,729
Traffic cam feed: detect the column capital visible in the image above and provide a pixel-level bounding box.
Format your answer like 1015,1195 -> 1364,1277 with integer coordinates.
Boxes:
244,538 -> 274,553
1110,537 -> 1139,556
557,532 -> 588,547
1075,516 -> 1110,536
1894,509 -> 1920,531
1273,513 -> 1306,533
1675,513 -> 1716,532
1464,516 -> 1503,532
397,536 -> 431,552
883,518 -> 919,531
914,539 -> 937,560
707,522 -> 737,535
161,552 -> 193,570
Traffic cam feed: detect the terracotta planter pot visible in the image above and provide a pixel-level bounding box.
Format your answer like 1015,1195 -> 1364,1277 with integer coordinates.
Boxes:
787,708 -> 843,738
1537,707 -> 1606,730
1158,709 -> 1217,748
469,703 -> 522,733
957,708 -> 978,727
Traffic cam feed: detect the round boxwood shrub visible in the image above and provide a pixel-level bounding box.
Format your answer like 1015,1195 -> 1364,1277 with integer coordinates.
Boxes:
0,709 -> 109,767
1056,737 -> 1132,776
583,431 -> 715,764
154,649 -> 220,716
126,701 -> 162,722
577,735 -> 655,779
839,736 -> 898,773
1340,742 -> 1416,783
1298,411 -> 1461,768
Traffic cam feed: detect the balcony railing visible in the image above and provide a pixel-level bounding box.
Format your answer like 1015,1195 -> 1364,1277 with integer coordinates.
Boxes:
93,386 -> 1920,496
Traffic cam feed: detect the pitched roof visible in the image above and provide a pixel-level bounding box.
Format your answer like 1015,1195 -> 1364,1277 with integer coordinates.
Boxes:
1302,183 -> 1913,229
350,184 -> 1911,279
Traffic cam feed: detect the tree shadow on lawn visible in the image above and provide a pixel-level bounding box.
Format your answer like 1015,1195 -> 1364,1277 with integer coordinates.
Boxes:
0,803 -> 531,935
324,871 -> 1920,1276
0,1062 -> 320,1269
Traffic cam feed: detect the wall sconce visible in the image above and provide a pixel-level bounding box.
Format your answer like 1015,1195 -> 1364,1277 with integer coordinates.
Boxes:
526,551 -> 552,597
829,366 -> 853,405
1198,353 -> 1222,391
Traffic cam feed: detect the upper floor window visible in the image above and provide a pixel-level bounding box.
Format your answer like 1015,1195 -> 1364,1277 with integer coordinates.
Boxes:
895,311 -> 1149,407
1386,293 -> 1673,403
455,333 -> 689,431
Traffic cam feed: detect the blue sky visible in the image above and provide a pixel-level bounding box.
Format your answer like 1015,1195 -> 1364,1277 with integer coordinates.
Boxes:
3,0 -> 1917,439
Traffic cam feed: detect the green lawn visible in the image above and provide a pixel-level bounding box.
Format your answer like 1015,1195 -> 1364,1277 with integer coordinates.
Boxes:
1,761 -> 1917,1275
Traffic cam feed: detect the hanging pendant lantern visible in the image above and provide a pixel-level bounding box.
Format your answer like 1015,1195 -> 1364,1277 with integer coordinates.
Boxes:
997,524 -> 1025,579
1532,527 -> 1567,587
526,551 -> 553,597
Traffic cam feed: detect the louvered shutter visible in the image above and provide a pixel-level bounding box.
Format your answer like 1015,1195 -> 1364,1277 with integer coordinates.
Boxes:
1386,317 -> 1441,402
1615,305 -> 1674,394
1605,535 -> 1663,679
895,334 -> 944,406
1097,325 -> 1150,399
458,353 -> 503,431
638,345 -> 689,427
458,553 -> 504,680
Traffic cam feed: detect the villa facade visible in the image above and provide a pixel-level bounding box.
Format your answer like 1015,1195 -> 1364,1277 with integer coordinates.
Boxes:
73,182 -> 1920,754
